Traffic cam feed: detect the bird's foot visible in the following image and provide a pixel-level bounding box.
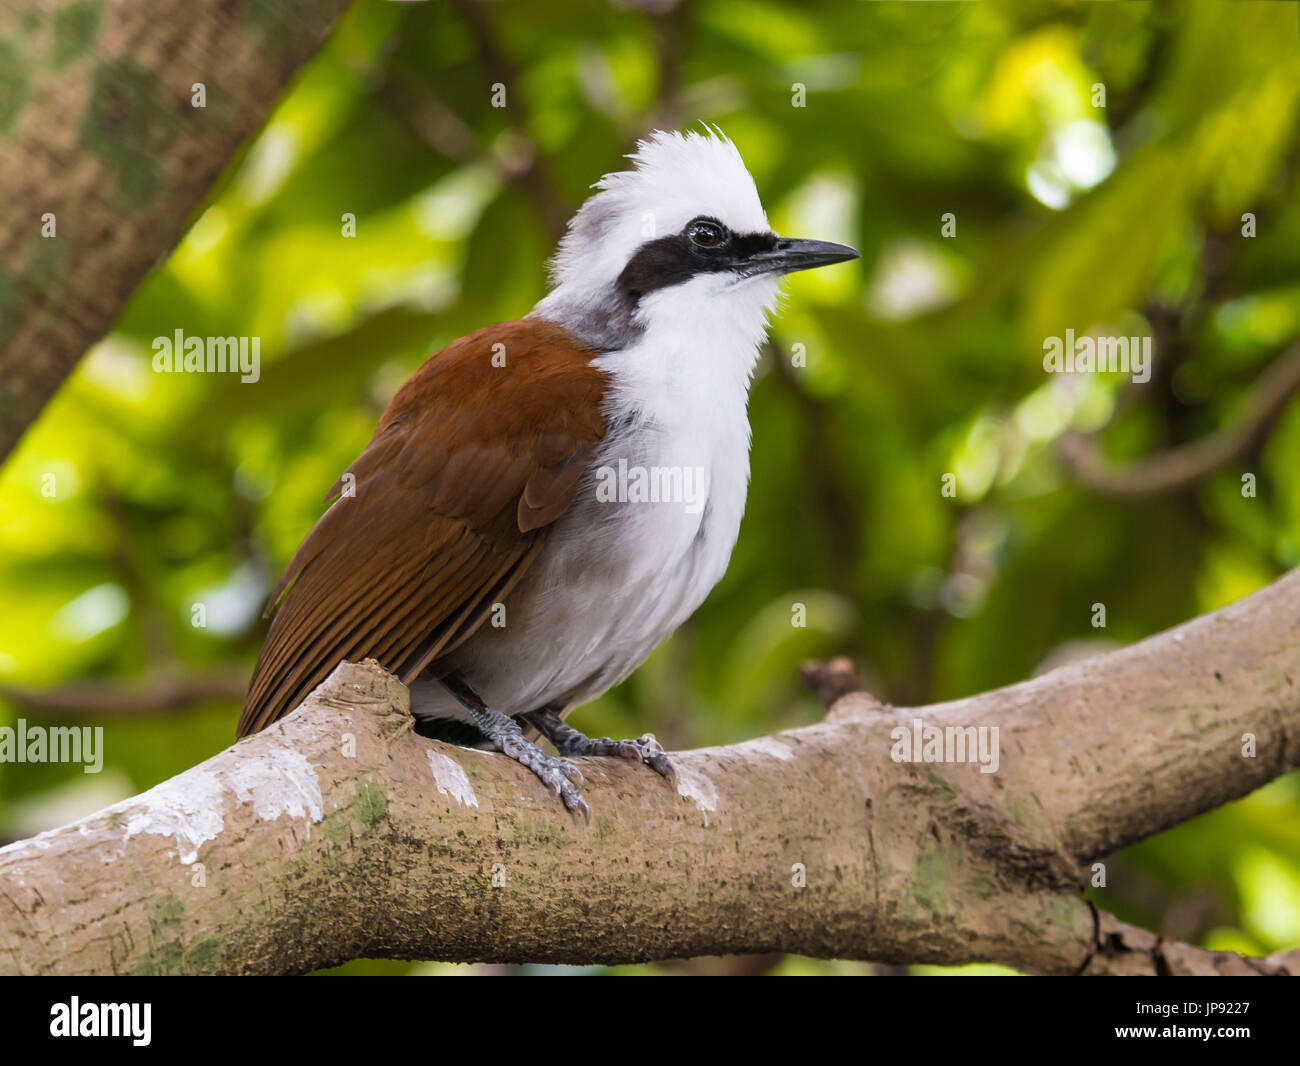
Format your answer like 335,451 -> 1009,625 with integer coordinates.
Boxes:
496,726 -> 589,823
527,709 -> 678,789
441,672 -> 590,821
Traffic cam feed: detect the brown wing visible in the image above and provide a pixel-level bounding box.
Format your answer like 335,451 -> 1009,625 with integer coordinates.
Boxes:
237,319 -> 606,738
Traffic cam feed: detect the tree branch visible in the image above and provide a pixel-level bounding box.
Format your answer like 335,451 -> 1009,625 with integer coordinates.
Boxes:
1059,340 -> 1300,498
0,0 -> 351,461
2,568 -> 1298,975
0,670 -> 247,717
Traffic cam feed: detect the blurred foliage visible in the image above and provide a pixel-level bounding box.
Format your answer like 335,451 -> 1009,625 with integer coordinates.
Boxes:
2,0 -> 1299,976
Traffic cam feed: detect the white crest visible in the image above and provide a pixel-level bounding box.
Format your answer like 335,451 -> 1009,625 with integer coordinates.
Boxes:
538,127 -> 771,306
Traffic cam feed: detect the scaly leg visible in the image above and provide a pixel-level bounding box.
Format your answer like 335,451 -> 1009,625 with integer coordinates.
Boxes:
524,707 -> 677,789
440,673 -> 589,822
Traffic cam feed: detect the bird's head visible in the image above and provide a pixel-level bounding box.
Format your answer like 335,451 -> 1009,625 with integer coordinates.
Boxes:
533,128 -> 859,353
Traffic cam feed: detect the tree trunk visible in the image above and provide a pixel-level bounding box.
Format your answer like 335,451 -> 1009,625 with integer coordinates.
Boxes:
0,0 -> 350,459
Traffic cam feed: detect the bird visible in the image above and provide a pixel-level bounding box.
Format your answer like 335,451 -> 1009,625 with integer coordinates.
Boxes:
237,128 -> 859,819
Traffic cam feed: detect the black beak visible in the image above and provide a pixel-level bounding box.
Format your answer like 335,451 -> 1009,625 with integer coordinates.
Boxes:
739,236 -> 860,278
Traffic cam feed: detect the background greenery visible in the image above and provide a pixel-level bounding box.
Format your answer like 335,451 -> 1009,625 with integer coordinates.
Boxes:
2,0 -> 1299,975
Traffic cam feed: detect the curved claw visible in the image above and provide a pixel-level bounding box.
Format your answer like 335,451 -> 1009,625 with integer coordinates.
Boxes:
500,733 -> 589,819
590,732 -> 678,788
645,751 -> 678,790
613,740 -> 643,761
632,734 -> 677,788
560,782 -> 592,824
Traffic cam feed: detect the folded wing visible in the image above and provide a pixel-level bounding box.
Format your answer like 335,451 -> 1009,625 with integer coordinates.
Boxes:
237,319 -> 606,737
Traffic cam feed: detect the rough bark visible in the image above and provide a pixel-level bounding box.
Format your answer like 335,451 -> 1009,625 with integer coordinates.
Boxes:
0,0 -> 351,460
1,570 -> 1297,976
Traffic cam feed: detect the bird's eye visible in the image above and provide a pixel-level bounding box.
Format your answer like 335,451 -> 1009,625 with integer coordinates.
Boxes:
686,218 -> 725,249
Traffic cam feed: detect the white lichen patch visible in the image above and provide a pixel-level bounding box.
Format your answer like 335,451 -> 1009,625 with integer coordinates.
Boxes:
743,737 -> 795,761
227,748 -> 324,824
122,770 -> 225,866
427,750 -> 479,808
675,763 -> 719,825
115,747 -> 323,865
1,746 -> 327,868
